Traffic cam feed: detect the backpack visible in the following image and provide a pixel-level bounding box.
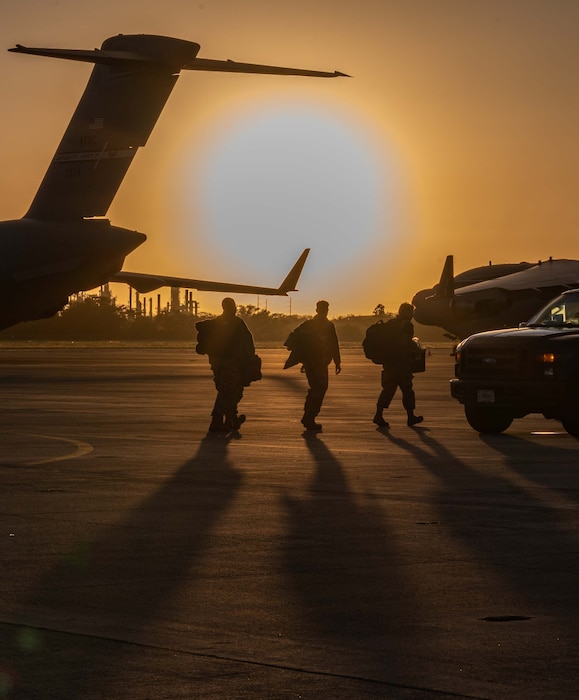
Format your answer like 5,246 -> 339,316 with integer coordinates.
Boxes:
362,319 -> 398,364
195,318 -> 218,355
243,353 -> 262,385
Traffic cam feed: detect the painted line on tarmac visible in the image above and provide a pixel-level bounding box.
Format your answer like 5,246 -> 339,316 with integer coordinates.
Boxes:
25,434 -> 93,466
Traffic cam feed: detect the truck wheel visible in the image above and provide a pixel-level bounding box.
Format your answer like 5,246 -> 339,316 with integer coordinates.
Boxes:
561,399 -> 579,438
464,406 -> 513,434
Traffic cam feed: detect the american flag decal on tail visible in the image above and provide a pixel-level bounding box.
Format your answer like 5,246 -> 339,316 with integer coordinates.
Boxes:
88,117 -> 104,130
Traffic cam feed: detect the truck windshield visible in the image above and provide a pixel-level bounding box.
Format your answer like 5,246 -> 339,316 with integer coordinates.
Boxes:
526,291 -> 579,327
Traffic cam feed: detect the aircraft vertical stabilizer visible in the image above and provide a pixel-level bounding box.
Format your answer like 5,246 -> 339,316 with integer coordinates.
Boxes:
14,36 -> 202,220
437,255 -> 455,299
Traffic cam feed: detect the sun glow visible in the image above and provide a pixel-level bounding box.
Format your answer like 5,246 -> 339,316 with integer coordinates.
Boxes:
175,102 -> 403,307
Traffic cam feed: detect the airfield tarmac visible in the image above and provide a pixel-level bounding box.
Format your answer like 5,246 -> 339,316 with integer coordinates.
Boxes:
1,344 -> 579,699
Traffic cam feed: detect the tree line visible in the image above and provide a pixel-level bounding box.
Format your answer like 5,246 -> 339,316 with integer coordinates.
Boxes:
0,295 -> 448,343
0,295 -> 383,342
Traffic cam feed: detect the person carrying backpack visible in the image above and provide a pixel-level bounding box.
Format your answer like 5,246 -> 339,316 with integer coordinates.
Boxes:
370,302 -> 424,429
284,299 -> 341,431
197,297 -> 256,433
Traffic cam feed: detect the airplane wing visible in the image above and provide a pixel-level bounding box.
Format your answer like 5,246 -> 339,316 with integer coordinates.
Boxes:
9,35 -> 347,220
456,259 -> 579,295
111,248 -> 310,296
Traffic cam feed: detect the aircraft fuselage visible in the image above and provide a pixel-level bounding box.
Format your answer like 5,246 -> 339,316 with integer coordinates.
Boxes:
0,218 -> 145,329
413,290 -> 550,338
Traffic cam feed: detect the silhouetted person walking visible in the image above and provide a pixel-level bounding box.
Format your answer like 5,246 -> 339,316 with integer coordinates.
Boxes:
202,297 -> 255,433
373,302 -> 423,429
285,299 -> 341,431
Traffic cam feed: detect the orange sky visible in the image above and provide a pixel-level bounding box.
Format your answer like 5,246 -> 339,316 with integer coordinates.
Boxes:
2,1 -> 578,316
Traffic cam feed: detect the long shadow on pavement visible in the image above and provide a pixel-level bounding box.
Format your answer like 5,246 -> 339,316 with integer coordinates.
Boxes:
6,433 -> 242,699
379,426 -> 579,694
480,431 -> 579,497
280,431 -> 425,687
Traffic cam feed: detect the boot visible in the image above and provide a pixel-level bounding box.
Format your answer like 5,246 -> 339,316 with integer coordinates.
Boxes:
407,413 -> 424,427
224,413 -> 246,431
373,411 -> 389,428
209,413 -> 228,433
301,414 -> 322,431
373,403 -> 389,427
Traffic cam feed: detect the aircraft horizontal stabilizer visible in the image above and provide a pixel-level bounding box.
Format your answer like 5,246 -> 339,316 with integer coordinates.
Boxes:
112,249 -> 310,296
9,45 -> 163,65
10,39 -> 348,78
186,58 -> 349,78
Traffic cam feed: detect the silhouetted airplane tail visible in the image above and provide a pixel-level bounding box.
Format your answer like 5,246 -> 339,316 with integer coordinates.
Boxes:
437,254 -> 455,299
10,35 -> 346,221
11,36 -> 193,219
412,255 -> 456,329
112,248 -> 310,296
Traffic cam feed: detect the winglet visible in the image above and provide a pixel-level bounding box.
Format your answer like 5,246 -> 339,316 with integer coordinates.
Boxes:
437,255 -> 455,299
111,248 -> 311,296
277,248 -> 310,293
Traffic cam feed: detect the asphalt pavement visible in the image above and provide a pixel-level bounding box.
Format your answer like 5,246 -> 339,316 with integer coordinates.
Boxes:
1,344 -> 578,699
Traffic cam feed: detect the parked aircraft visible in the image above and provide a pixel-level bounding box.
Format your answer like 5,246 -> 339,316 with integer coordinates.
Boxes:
412,255 -> 579,338
0,34 -> 346,331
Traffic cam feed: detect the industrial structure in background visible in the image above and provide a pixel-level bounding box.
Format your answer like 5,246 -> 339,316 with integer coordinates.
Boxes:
85,284 -> 198,317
